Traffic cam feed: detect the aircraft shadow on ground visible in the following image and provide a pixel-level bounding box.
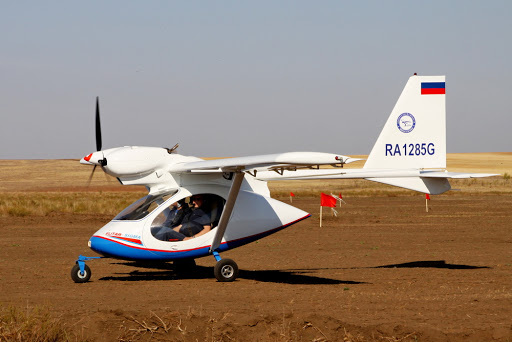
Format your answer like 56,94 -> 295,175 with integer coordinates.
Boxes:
98,262 -> 365,285
97,260 -> 487,283
372,260 -> 490,270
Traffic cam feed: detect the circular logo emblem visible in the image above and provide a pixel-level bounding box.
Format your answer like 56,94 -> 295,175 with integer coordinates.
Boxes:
397,113 -> 416,133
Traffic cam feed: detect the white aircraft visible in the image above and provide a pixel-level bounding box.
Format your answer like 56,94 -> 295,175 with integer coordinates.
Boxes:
73,75 -> 496,283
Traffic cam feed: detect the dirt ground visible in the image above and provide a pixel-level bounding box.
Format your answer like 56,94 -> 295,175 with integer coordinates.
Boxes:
1,192 -> 511,341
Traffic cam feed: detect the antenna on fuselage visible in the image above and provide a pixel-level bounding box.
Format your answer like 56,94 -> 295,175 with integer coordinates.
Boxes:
166,143 -> 179,154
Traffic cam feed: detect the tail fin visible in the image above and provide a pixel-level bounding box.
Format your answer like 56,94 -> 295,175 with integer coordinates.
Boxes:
364,75 -> 446,170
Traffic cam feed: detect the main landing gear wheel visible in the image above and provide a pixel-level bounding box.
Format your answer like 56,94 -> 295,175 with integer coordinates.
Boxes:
71,264 -> 91,283
214,259 -> 238,282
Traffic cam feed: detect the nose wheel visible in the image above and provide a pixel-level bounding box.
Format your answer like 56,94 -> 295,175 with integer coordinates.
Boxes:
71,255 -> 102,283
213,253 -> 238,282
71,263 -> 91,283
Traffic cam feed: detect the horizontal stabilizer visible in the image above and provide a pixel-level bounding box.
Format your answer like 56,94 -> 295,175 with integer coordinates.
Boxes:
365,177 -> 451,195
419,171 -> 499,179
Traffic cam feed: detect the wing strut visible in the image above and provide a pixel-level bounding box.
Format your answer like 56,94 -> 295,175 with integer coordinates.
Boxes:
209,172 -> 245,253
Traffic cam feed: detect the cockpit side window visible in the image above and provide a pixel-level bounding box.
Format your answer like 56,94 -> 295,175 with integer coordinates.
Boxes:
114,190 -> 178,221
151,193 -> 225,241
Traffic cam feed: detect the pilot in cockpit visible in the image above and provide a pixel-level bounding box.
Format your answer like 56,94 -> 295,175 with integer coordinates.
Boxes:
154,199 -> 190,241
165,199 -> 190,228
155,195 -> 211,241
172,195 -> 211,241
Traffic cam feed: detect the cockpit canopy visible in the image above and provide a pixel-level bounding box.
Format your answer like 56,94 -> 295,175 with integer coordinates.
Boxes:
112,189 -> 226,242
113,190 -> 178,221
150,193 -> 226,241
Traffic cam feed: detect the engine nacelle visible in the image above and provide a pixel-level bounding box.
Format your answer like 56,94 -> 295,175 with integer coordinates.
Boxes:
81,146 -> 202,179
102,146 -> 170,177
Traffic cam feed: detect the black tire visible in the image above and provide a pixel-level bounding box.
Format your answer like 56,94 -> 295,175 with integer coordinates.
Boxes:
174,258 -> 197,274
71,263 -> 91,283
214,259 -> 238,282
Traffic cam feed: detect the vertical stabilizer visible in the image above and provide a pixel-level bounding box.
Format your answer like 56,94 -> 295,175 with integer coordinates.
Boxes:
364,75 -> 446,170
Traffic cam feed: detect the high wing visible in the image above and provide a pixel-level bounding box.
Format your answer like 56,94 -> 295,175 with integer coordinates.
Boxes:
167,152 -> 363,174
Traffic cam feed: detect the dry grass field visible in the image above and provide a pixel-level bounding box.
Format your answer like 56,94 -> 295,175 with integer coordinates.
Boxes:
1,153 -> 511,341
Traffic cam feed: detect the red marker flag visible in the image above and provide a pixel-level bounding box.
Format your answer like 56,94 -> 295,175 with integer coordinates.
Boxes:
290,192 -> 295,197
425,193 -> 431,212
320,193 -> 337,207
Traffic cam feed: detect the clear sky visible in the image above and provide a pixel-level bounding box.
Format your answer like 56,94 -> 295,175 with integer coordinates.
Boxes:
1,1 -> 510,159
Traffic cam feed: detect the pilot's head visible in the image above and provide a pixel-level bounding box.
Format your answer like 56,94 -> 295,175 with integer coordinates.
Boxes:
190,195 -> 204,209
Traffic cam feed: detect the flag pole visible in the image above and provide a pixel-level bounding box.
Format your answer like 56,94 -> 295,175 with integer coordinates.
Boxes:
320,206 -> 322,227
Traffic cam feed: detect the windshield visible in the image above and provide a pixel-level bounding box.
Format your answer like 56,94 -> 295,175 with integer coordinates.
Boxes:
113,190 -> 178,221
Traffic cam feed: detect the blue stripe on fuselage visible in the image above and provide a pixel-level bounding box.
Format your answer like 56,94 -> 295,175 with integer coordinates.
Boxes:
89,236 -> 211,260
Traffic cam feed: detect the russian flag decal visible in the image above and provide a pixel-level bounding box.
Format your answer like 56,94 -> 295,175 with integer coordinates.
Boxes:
421,82 -> 445,95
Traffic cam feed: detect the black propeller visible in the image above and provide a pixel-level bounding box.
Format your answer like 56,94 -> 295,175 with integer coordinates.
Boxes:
87,165 -> 97,186
95,96 -> 102,152
87,97 -> 107,186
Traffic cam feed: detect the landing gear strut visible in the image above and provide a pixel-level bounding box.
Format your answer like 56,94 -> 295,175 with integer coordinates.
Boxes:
209,172 -> 243,282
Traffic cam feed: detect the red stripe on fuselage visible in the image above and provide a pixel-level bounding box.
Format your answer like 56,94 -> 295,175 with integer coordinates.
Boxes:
114,236 -> 143,245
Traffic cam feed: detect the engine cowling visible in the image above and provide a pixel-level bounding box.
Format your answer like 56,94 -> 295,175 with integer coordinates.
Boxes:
81,146 -> 170,177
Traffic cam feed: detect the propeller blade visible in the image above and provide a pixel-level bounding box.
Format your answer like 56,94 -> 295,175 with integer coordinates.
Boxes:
87,165 -> 97,187
95,97 -> 102,151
